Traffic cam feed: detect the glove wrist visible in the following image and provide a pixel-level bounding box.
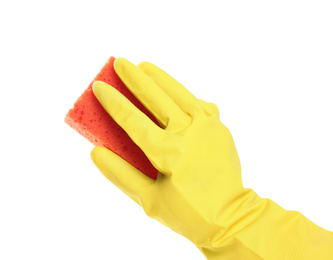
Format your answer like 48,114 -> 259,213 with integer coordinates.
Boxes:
196,190 -> 333,260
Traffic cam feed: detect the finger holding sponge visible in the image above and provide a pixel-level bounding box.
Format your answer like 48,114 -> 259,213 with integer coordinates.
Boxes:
65,56 -> 159,180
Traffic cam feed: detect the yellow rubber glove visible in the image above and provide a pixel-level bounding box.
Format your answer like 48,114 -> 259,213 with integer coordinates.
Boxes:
91,58 -> 333,259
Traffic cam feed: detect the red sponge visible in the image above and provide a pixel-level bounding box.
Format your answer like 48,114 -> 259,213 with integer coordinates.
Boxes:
65,56 -> 159,180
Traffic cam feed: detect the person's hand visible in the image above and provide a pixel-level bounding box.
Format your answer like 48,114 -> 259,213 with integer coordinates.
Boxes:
91,58 -> 253,245
91,58 -> 333,260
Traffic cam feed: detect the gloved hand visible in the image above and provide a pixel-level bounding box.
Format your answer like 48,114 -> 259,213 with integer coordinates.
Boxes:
91,58 -> 333,259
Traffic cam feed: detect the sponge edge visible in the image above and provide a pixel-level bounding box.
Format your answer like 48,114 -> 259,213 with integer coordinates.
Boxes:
65,56 -> 159,180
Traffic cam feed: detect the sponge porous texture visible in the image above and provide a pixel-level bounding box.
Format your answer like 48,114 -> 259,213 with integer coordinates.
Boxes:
65,56 -> 158,179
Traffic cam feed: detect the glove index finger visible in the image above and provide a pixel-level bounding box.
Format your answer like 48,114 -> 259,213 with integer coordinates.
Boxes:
92,81 -> 166,154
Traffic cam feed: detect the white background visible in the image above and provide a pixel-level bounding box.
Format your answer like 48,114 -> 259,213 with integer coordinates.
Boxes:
0,1 -> 332,259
